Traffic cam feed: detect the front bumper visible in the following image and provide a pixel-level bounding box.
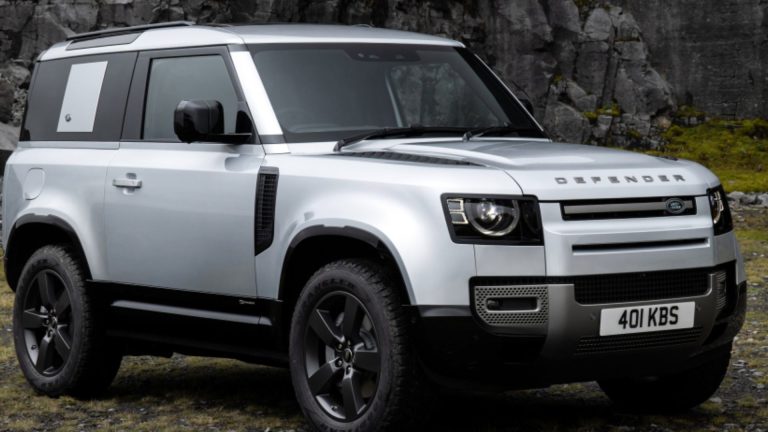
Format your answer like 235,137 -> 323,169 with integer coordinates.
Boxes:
411,267 -> 746,390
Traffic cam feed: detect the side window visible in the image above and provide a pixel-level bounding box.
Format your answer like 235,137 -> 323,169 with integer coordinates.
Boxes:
143,55 -> 238,140
22,53 -> 136,141
388,63 -> 501,128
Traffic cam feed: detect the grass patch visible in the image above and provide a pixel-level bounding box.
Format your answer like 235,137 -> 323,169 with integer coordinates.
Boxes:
735,227 -> 768,240
646,119 -> 768,192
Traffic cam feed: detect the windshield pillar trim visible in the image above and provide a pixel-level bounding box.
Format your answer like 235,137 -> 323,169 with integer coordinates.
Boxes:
229,50 -> 285,140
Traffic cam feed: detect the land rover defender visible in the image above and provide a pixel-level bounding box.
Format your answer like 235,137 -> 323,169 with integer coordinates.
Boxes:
4,22 -> 745,431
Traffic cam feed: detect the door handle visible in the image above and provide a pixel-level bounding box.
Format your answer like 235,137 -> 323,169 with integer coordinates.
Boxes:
112,178 -> 142,189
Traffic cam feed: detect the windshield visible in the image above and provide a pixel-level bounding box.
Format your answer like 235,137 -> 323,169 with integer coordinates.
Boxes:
250,44 -> 543,143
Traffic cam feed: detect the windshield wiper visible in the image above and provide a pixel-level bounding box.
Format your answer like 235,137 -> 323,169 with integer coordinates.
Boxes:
334,126 -> 469,151
462,125 -> 543,141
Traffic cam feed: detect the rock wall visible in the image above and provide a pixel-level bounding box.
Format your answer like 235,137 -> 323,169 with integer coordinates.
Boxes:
615,0 -> 768,120
0,0 -> 764,149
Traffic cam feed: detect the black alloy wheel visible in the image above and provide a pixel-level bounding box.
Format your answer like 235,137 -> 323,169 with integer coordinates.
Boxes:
290,259 -> 425,431
304,291 -> 381,421
20,269 -> 74,376
13,244 -> 123,398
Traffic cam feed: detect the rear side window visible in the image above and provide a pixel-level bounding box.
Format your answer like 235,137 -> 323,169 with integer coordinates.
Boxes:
143,55 -> 238,140
22,53 -> 136,142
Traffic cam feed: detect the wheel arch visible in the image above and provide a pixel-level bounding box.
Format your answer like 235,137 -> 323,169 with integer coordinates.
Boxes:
4,214 -> 92,291
278,226 -> 413,335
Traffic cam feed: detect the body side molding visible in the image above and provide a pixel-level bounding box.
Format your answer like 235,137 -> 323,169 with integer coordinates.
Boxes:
90,281 -> 287,363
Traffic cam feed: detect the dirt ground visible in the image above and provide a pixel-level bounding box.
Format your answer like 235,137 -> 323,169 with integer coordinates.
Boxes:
0,208 -> 766,432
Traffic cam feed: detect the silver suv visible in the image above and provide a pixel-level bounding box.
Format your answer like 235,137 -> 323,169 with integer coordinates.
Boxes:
4,22 -> 746,431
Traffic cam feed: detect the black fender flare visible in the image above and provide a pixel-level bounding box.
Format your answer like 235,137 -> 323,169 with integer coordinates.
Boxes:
277,225 -> 412,302
5,214 -> 87,291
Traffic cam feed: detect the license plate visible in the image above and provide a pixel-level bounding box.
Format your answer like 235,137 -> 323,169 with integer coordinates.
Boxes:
599,301 -> 695,336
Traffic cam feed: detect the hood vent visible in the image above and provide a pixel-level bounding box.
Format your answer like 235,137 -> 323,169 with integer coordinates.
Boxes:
338,151 -> 479,166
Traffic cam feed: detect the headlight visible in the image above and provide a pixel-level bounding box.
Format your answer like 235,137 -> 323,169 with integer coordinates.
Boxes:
465,199 -> 520,236
443,195 -> 542,244
707,185 -> 733,235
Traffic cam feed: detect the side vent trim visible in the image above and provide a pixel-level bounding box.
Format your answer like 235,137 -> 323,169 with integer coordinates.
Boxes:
255,167 -> 279,255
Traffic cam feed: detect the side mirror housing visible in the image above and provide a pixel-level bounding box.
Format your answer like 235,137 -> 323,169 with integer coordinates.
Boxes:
174,100 -> 251,144
174,100 -> 223,143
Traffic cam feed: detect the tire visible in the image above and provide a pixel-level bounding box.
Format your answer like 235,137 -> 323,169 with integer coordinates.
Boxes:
289,259 -> 422,432
598,348 -> 731,413
13,244 -> 123,398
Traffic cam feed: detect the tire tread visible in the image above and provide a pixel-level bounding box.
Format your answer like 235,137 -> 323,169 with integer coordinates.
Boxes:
13,244 -> 121,398
291,259 -> 427,432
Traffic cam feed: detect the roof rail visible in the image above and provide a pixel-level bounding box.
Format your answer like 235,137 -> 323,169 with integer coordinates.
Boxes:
66,21 -> 195,42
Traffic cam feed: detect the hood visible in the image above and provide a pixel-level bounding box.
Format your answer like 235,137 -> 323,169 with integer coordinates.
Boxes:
350,139 -> 720,200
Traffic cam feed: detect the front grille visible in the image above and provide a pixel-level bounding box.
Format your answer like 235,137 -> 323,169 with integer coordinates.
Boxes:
560,196 -> 697,221
575,327 -> 703,354
472,262 -> 734,305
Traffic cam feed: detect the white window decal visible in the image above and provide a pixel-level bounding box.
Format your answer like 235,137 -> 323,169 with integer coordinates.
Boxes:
57,61 -> 108,133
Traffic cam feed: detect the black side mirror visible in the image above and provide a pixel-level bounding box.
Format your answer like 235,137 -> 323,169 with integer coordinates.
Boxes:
519,98 -> 534,115
174,100 -> 251,144
174,100 -> 223,143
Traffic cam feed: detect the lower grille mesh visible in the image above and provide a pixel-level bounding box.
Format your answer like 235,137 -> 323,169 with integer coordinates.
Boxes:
575,327 -> 703,354
572,267 -> 711,304
472,262 -> 734,305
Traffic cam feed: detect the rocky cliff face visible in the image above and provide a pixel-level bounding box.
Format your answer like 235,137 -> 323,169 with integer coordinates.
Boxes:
0,0 -> 764,149
615,0 -> 768,120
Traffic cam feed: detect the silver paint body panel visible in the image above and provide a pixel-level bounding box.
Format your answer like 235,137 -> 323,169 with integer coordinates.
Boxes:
3,144 -> 117,279
103,142 -> 264,298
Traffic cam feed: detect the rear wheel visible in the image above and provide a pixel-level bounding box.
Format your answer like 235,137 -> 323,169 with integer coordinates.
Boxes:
13,245 -> 122,398
289,259 -> 422,431
598,348 -> 731,413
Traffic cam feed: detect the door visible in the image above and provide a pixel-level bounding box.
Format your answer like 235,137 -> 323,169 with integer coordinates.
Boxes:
104,47 -> 264,298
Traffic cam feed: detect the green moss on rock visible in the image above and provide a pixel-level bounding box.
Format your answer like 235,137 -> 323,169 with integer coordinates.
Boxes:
583,111 -> 598,122
626,128 -> 643,140
583,103 -> 620,123
675,105 -> 706,118
597,102 -> 620,117
649,119 -> 768,192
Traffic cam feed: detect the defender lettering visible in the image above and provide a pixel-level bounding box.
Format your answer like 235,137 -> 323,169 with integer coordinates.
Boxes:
555,174 -> 686,184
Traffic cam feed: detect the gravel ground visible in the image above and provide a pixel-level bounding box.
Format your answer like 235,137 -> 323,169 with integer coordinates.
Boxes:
0,208 -> 766,431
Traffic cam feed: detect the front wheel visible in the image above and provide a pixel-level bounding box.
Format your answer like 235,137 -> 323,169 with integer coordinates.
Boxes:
289,259 -> 422,431
13,245 -> 122,398
598,347 -> 731,413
